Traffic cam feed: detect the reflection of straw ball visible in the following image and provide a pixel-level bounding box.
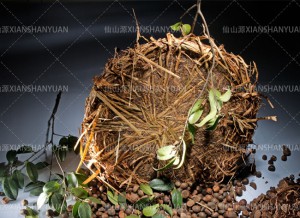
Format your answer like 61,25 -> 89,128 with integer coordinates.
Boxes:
82,33 -> 262,188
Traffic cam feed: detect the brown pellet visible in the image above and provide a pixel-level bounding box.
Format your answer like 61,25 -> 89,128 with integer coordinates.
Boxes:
281,155 -> 287,161
268,165 -> 276,172
250,182 -> 257,190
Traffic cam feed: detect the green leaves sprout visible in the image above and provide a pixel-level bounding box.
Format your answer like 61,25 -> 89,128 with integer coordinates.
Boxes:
170,22 -> 191,36
155,88 -> 231,172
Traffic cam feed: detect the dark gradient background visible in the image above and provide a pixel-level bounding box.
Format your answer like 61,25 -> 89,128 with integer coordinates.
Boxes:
0,0 -> 300,214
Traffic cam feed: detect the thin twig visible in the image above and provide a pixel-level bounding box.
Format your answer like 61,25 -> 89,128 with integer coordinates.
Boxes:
19,91 -> 62,171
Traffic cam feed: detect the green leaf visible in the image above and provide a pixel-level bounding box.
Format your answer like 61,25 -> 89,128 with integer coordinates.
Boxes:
118,192 -> 127,207
153,157 -> 176,171
43,181 -> 61,194
72,201 -> 81,218
12,170 -> 24,189
86,197 -> 102,204
30,187 -> 43,196
50,192 -> 66,213
182,24 -> 191,35
66,172 -> 78,188
149,178 -> 174,191
161,204 -> 173,216
68,135 -> 79,150
75,173 -> 88,187
173,140 -> 187,169
6,150 -> 17,164
107,190 -> 118,205
35,161 -> 50,170
71,187 -> 88,199
140,184 -> 153,196
188,109 -> 203,124
37,192 -> 48,209
156,145 -> 176,161
195,89 -> 218,127
170,22 -> 182,31
171,189 -> 183,209
206,115 -> 222,131
0,163 -> 9,177
134,197 -> 152,210
24,181 -> 45,192
25,162 -> 38,182
17,146 -> 33,154
126,215 -> 140,218
57,146 -> 68,162
143,204 -> 159,217
187,123 -> 196,144
78,202 -> 92,218
2,177 -> 18,200
25,206 -> 38,218
219,89 -> 231,102
190,99 -> 203,114
59,137 -> 68,146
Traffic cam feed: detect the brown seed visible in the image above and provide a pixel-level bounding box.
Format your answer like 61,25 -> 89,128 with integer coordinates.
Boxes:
204,208 -> 212,215
163,195 -> 170,203
192,205 -> 201,213
226,195 -> 232,203
181,190 -> 190,199
235,187 -> 243,197
61,212 -> 69,218
119,211 -> 125,218
67,205 -> 73,212
282,145 -> 291,156
203,194 -> 213,202
21,199 -> 28,206
281,155 -> 287,161
270,155 -> 277,161
207,202 -> 216,210
180,183 -> 189,189
1,197 -> 10,204
268,160 -> 273,165
213,185 -> 220,193
255,171 -> 262,178
206,187 -> 213,194
250,182 -> 257,190
218,202 -> 225,210
242,210 -> 249,216
239,199 -> 247,206
268,165 -> 276,172
224,210 -> 237,218
132,184 -> 139,193
241,178 -> 249,185
233,203 -> 241,212
236,181 -> 242,187
187,200 -> 195,207
126,193 -> 139,203
137,189 -> 144,197
192,195 -> 201,202
175,181 -> 181,187
211,212 -> 219,217
107,208 -> 116,216
199,212 -> 206,218
262,155 -> 267,160
46,209 -> 54,216
254,210 -> 261,218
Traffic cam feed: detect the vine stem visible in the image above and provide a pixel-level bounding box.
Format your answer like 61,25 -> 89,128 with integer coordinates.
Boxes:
179,0 -> 217,150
